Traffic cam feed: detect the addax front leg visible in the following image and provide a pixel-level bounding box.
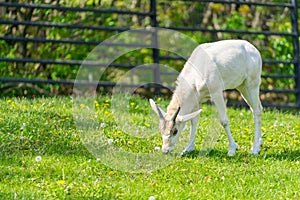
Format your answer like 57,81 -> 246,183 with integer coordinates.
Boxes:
212,92 -> 238,156
181,115 -> 199,156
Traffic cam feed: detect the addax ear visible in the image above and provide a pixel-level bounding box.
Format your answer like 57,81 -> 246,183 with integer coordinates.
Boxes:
149,99 -> 165,120
176,109 -> 202,123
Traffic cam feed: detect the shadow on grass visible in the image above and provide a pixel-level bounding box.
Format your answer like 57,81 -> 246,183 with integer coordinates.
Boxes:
263,149 -> 300,161
0,139 -> 92,163
182,149 -> 250,160
182,148 -> 300,161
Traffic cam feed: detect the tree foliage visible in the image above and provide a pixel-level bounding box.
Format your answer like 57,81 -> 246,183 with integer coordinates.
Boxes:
0,0 -> 298,104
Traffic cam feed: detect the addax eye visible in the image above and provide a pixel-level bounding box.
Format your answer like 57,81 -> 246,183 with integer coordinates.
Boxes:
173,129 -> 178,136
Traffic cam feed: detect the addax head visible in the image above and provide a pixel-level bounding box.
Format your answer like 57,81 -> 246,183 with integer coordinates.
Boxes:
149,99 -> 201,154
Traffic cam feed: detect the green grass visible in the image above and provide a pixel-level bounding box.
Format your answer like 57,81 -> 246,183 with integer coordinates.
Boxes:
0,96 -> 300,199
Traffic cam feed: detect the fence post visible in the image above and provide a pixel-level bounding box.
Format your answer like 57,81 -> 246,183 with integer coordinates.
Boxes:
150,0 -> 161,95
290,0 -> 300,108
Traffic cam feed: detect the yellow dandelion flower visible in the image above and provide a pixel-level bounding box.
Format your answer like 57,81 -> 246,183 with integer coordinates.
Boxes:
128,141 -> 133,145
266,137 -> 272,142
144,122 -> 151,127
266,138 -> 272,145
241,179 -> 246,186
293,140 -> 299,145
157,97 -> 161,102
105,99 -> 110,103
130,102 -> 136,107
57,180 -> 65,185
261,127 -> 266,132
66,184 -> 73,190
244,127 -> 249,132
104,111 -> 112,116
108,170 -> 117,175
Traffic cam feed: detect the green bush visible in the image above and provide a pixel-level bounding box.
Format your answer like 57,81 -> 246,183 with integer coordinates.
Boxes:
0,0 -> 298,104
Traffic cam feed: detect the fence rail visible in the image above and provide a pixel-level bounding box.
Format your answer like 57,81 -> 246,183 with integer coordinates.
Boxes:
0,0 -> 299,108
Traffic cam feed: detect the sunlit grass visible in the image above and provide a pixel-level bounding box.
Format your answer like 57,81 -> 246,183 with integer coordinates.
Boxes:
0,96 -> 300,199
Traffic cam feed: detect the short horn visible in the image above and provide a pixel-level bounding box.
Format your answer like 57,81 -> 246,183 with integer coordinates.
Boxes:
171,107 -> 181,123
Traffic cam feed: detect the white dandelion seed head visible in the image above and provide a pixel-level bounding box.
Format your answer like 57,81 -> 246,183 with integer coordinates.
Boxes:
100,123 -> 106,128
149,196 -> 155,200
20,123 -> 26,131
154,146 -> 160,151
35,156 -> 42,162
107,139 -> 113,145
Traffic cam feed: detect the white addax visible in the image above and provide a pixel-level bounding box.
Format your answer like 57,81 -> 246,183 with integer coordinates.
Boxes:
150,40 -> 262,156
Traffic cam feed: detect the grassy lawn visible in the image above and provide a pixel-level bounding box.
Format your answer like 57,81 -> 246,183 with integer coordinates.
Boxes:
0,96 -> 300,199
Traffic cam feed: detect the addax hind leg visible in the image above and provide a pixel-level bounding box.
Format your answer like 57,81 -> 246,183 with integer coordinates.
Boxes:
238,84 -> 263,155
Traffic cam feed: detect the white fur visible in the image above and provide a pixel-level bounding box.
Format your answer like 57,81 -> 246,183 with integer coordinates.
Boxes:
150,40 -> 263,156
